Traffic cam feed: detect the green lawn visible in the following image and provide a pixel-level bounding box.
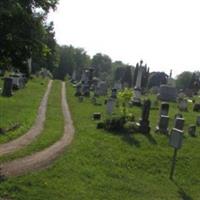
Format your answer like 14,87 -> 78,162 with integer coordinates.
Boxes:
0,78 -> 48,143
0,80 -> 64,162
0,81 -> 200,200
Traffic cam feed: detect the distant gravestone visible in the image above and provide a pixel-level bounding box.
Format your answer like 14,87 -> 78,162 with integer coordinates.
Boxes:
160,102 -> 169,116
174,113 -> 183,120
196,116 -> 200,126
106,98 -> 115,115
155,115 -> 169,134
2,77 -> 13,97
193,103 -> 200,112
137,99 -> 151,134
111,88 -> 117,99
188,125 -> 197,137
75,84 -> 82,96
178,99 -> 188,111
158,85 -> 177,102
174,117 -> 185,130
169,128 -> 183,149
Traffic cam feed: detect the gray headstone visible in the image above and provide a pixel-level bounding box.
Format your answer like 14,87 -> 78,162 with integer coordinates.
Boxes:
160,102 -> 169,116
2,77 -> 13,97
188,125 -> 197,137
196,116 -> 200,126
174,117 -> 185,130
106,98 -> 115,115
169,128 -> 183,149
156,115 -> 169,134
158,85 -> 177,102
178,99 -> 188,111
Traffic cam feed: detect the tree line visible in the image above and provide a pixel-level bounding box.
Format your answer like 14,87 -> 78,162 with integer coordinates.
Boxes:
0,0 -> 199,91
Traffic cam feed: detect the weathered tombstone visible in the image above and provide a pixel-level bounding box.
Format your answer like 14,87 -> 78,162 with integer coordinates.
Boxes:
169,128 -> 184,179
169,128 -> 183,149
174,117 -> 185,130
188,125 -> 197,137
155,115 -> 169,134
193,103 -> 200,112
160,102 -> 169,116
2,77 -> 13,97
158,85 -> 177,102
98,81 -> 108,96
78,96 -> 84,102
132,62 -> 143,106
75,84 -> 82,96
114,82 -> 122,91
82,83 -> 90,96
111,88 -> 117,99
106,98 -> 115,115
137,99 -> 151,134
93,112 -> 101,120
178,99 -> 188,111
174,113 -> 183,120
196,116 -> 200,126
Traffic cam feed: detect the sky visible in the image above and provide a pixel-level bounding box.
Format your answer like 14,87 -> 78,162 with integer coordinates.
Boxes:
48,0 -> 200,77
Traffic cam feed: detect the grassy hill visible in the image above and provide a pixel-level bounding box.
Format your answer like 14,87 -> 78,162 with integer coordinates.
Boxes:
0,80 -> 199,200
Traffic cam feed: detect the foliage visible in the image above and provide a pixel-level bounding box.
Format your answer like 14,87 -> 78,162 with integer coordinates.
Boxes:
0,0 -> 59,75
117,88 -> 133,116
175,71 -> 193,90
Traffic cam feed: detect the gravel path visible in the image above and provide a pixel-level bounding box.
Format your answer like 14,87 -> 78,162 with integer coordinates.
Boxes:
1,82 -> 74,177
0,80 -> 53,156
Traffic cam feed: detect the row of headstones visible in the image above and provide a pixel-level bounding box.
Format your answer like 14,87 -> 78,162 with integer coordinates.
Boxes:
156,102 -> 200,136
1,73 -> 27,97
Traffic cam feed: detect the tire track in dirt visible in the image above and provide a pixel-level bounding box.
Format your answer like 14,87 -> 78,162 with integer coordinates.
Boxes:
1,82 -> 74,177
0,80 -> 53,156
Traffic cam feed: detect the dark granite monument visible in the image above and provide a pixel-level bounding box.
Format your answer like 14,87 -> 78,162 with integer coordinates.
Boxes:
2,77 -> 13,97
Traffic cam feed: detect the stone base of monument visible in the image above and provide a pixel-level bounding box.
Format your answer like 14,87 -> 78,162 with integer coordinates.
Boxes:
136,120 -> 150,134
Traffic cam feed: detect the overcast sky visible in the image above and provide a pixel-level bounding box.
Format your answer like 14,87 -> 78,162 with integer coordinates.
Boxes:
48,0 -> 200,77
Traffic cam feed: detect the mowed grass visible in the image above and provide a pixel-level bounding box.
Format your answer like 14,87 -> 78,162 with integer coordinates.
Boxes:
0,78 -> 49,143
0,81 -> 200,200
0,80 -> 64,163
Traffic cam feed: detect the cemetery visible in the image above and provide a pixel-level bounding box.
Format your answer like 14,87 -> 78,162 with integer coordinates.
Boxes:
1,1 -> 200,199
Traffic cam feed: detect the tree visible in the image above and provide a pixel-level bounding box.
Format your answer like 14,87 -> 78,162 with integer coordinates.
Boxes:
176,71 -> 193,89
91,53 -> 112,80
0,0 -> 59,75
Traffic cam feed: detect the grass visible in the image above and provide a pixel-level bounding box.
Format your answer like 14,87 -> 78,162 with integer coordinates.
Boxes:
0,80 -> 64,163
0,81 -> 200,200
0,78 -> 49,143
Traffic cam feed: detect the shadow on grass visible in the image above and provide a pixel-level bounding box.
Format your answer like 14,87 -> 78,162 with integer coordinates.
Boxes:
142,133 -> 157,145
172,180 -> 193,200
121,133 -> 140,147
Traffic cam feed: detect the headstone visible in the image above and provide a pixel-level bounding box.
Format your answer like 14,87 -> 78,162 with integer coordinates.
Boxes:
174,113 -> 183,120
169,128 -> 183,149
111,88 -> 117,99
82,82 -> 90,96
155,115 -> 169,134
193,103 -> 200,112
137,99 -> 151,134
75,84 -> 82,96
178,99 -> 188,111
98,81 -> 108,96
132,62 -> 143,105
93,112 -> 101,120
2,77 -> 13,97
174,117 -> 185,130
160,102 -> 169,116
196,116 -> 200,126
188,125 -> 197,137
158,85 -> 177,102
106,98 -> 115,115
114,82 -> 122,91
